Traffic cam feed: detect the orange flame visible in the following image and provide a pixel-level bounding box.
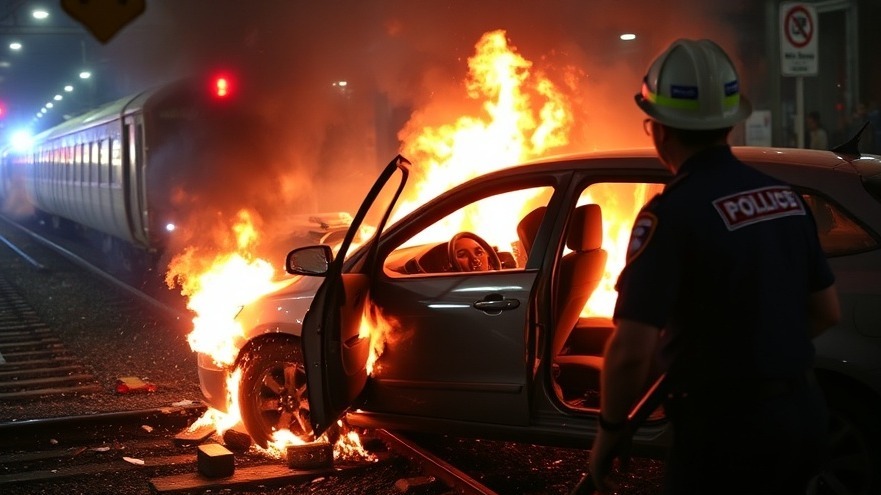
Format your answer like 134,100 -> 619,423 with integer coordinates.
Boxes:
166,209 -> 291,366
359,301 -> 410,376
394,29 -> 574,220
168,209 -> 377,459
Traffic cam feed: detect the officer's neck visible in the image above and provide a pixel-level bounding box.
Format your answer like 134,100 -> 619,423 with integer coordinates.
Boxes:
661,140 -> 729,174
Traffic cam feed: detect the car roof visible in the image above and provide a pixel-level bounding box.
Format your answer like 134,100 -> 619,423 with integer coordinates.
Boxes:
475,146 -> 881,181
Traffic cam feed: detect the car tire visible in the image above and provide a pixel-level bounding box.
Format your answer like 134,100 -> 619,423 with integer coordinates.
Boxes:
238,336 -> 314,448
811,384 -> 881,495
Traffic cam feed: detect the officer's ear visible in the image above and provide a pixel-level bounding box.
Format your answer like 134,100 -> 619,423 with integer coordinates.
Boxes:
652,122 -> 669,146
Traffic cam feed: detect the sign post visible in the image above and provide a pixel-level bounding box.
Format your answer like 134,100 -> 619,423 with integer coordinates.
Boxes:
780,2 -> 818,148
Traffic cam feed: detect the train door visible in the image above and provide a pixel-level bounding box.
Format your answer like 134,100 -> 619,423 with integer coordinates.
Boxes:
124,116 -> 149,248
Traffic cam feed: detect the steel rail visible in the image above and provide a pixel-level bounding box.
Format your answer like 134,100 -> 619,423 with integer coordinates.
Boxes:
0,214 -> 190,323
0,232 -> 46,270
376,429 -> 501,495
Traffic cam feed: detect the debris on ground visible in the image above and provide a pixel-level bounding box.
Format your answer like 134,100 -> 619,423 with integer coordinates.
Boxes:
115,376 -> 158,394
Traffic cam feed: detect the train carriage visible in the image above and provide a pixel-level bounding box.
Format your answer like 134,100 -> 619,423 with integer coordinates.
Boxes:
0,77 -> 247,265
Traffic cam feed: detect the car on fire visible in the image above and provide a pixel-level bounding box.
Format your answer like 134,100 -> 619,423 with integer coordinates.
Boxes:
197,146 -> 881,494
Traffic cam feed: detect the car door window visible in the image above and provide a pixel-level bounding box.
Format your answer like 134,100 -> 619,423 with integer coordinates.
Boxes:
383,186 -> 554,276
574,181 -> 666,317
802,193 -> 879,256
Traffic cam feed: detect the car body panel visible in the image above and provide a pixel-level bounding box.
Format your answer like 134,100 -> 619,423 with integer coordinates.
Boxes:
364,268 -> 538,425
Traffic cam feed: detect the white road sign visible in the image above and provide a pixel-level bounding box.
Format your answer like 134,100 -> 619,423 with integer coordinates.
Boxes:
780,2 -> 818,76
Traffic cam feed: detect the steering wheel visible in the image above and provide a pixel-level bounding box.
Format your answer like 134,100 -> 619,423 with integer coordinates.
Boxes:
448,231 -> 502,272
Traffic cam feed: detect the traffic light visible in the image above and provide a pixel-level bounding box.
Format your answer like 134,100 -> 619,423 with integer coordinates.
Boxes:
211,74 -> 233,99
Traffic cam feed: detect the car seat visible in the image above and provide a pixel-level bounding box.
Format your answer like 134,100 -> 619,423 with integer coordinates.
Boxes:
516,206 -> 547,265
551,204 -> 607,400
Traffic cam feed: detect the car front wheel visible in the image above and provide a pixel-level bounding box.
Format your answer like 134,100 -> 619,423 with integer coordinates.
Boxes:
238,336 -> 314,448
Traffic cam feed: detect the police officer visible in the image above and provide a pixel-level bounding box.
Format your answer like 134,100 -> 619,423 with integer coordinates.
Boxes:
586,39 -> 841,494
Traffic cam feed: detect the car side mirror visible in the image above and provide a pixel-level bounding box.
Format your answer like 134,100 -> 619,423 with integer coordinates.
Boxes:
286,245 -> 334,276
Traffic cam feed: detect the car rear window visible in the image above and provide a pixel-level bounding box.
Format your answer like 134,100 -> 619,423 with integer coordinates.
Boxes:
802,193 -> 879,256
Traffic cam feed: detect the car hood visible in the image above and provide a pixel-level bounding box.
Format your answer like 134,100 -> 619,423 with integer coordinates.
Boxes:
235,274 -> 324,342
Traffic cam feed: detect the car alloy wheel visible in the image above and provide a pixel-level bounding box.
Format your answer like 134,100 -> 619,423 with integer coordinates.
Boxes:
239,336 -> 314,448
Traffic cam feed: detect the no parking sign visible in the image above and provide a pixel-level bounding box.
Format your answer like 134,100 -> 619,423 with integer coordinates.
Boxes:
780,2 -> 818,76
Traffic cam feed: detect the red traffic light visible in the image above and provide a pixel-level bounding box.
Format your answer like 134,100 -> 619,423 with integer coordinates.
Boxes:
210,74 -> 233,99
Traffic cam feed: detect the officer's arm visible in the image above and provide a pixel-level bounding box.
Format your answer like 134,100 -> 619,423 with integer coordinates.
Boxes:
599,318 -> 660,424
808,284 -> 840,338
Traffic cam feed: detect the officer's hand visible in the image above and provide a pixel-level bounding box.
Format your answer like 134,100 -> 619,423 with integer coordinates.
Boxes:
588,427 -> 633,493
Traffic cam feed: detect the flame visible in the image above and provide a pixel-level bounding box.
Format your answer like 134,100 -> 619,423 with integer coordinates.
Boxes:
166,209 -> 291,366
168,209 -> 377,460
167,29 -> 653,461
394,29 -> 574,220
186,368 -> 243,436
359,301 -> 410,376
578,183 -> 662,316
391,30 -> 657,318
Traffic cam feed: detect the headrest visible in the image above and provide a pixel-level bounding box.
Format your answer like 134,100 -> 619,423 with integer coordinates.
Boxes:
567,204 -> 603,252
517,206 -> 547,254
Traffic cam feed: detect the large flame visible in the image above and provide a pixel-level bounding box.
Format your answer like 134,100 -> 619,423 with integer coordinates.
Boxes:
394,29 -> 574,221
166,210 -> 291,366
169,28 -> 651,459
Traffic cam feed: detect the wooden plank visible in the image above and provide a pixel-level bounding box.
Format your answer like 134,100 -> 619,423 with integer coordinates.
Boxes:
0,349 -> 72,359
0,373 -> 96,390
0,356 -> 78,369
173,424 -> 215,446
0,328 -> 52,340
0,365 -> 84,379
0,338 -> 62,349
0,454 -> 194,485
149,464 -> 338,492
0,383 -> 103,399
0,439 -> 172,465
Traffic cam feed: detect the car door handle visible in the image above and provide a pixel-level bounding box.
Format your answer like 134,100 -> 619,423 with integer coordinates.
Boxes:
473,296 -> 520,313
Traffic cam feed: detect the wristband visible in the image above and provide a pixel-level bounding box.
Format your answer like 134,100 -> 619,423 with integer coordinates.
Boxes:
598,414 -> 627,432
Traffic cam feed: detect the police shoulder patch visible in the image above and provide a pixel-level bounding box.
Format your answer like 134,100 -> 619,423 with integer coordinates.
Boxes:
626,211 -> 658,263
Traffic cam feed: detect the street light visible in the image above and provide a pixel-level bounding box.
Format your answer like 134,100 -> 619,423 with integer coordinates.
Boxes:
9,42 -> 22,51
79,71 -> 91,79
32,10 -> 49,20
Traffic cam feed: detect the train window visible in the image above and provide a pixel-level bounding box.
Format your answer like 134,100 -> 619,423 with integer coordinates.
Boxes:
92,143 -> 100,184
75,144 -> 82,182
111,138 -> 122,185
66,146 -> 72,182
100,139 -> 110,185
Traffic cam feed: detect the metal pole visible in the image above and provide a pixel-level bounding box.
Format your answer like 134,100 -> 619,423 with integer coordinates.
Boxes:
796,76 -> 805,148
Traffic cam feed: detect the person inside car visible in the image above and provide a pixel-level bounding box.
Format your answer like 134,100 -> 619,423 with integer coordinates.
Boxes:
452,233 -> 492,271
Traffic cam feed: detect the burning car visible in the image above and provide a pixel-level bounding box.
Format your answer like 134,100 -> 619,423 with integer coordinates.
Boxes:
195,147 -> 881,492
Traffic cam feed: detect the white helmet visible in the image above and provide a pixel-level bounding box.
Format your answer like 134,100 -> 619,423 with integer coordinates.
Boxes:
635,38 -> 752,130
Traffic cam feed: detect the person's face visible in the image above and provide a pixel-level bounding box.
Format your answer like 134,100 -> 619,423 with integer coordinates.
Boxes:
455,237 -> 490,271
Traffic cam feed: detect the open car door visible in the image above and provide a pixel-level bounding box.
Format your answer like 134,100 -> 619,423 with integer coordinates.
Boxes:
300,155 -> 410,437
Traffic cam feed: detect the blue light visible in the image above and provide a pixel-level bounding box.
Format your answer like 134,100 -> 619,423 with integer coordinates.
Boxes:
10,130 -> 33,151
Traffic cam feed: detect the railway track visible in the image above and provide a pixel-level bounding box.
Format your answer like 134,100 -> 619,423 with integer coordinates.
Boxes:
0,266 -> 103,401
0,216 -> 529,494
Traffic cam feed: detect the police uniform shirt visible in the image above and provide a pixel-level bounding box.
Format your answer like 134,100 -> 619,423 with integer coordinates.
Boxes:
613,145 -> 835,390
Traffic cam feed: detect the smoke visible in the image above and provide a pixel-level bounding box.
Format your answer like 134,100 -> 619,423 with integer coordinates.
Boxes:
93,0 -> 753,266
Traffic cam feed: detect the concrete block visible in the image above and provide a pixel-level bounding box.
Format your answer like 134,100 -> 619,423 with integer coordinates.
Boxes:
197,443 -> 234,478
